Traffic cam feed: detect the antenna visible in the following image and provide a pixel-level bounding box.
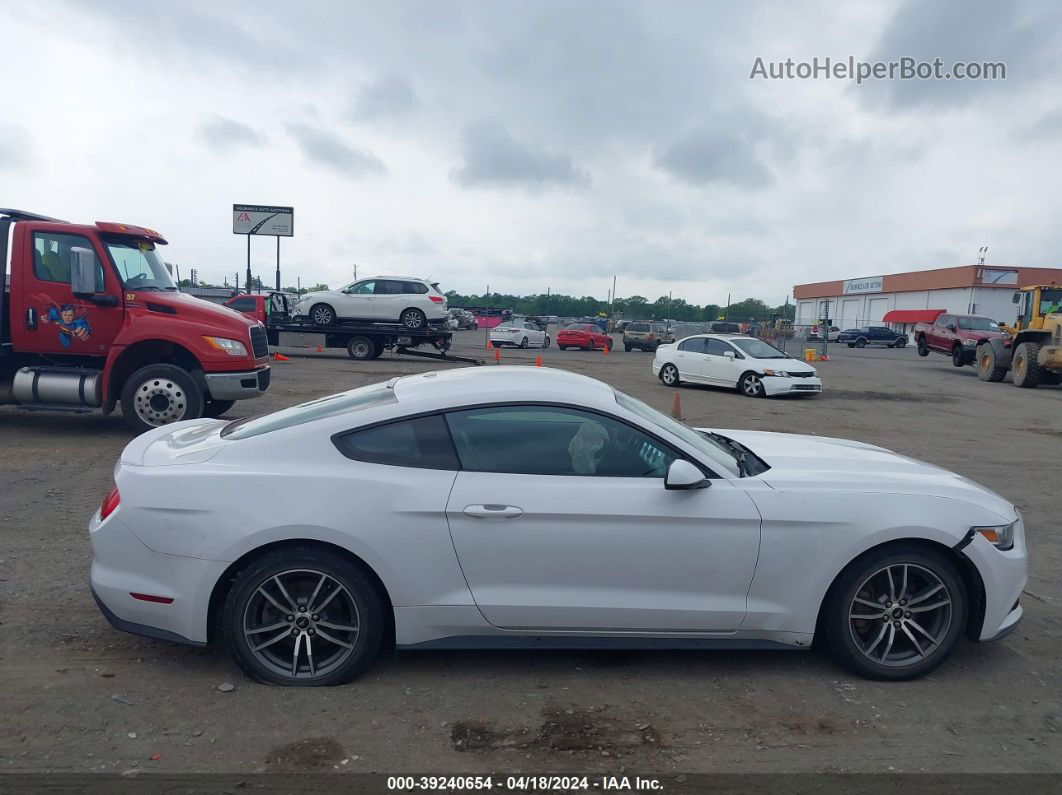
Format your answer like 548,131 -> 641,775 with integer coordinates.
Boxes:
977,245 -> 988,267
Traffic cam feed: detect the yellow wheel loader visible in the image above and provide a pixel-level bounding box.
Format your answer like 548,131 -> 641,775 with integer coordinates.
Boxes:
976,285 -> 1062,388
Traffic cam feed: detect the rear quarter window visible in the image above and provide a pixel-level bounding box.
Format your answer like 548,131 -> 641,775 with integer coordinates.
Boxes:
333,414 -> 458,470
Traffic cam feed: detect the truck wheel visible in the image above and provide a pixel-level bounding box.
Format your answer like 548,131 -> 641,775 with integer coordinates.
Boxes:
917,336 -> 929,356
855,338 -> 867,348
951,345 -> 967,367
309,303 -> 336,326
976,343 -> 1008,382
346,336 -> 375,361
202,400 -> 236,418
1012,342 -> 1043,388
400,308 -> 427,330
369,342 -> 385,359
121,364 -> 204,434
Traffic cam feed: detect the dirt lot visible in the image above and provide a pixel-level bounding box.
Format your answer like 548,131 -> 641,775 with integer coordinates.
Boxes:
1,330 -> 1060,775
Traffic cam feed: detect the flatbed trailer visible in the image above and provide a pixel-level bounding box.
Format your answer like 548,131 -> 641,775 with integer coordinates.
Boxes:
225,292 -> 485,365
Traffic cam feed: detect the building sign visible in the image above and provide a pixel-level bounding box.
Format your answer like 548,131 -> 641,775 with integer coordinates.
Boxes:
232,204 -> 294,237
842,276 -> 883,295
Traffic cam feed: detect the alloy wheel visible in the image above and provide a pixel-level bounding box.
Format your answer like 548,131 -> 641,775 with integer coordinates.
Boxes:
848,563 -> 952,669
243,569 -> 360,681
741,374 -> 763,396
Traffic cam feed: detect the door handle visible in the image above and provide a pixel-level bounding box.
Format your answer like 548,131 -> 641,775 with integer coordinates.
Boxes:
463,504 -> 523,519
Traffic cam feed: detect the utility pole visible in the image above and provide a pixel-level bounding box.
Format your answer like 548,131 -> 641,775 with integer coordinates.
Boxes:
353,263 -> 358,281
724,293 -> 731,324
484,283 -> 490,350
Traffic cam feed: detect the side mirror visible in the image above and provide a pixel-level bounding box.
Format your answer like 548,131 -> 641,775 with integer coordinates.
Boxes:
665,459 -> 710,490
70,248 -> 97,296
723,350 -> 735,359
1012,292 -> 1021,304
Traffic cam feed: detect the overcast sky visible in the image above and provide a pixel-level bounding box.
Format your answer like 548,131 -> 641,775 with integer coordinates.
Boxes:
3,0 -> 1061,305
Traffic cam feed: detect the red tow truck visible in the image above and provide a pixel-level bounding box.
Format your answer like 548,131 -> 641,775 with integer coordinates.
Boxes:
914,312 -> 1006,367
1,209 -> 270,433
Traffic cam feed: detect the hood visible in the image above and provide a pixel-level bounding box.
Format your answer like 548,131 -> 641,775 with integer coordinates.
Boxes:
704,428 -> 1016,523
120,418 -> 229,466
295,290 -> 331,305
131,290 -> 258,334
756,358 -> 816,374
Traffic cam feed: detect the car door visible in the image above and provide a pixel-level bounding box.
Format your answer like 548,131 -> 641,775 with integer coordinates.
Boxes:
672,337 -> 708,381
443,405 -> 762,632
372,279 -> 406,322
14,227 -> 125,356
702,338 -> 744,385
336,280 -> 375,319
527,322 -> 546,346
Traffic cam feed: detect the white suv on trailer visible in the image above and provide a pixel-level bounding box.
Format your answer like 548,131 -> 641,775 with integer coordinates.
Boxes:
294,277 -> 447,329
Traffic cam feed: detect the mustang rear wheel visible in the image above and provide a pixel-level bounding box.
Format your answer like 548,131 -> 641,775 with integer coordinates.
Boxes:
223,546 -> 385,686
823,545 -> 966,680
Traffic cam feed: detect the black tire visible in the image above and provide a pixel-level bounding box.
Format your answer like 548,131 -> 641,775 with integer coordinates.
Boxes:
605,337 -> 614,351
659,363 -> 680,387
346,336 -> 375,361
121,363 -> 204,434
895,337 -> 907,349
369,342 -> 385,359
1012,342 -> 1043,388
738,371 -> 766,398
222,545 -> 386,687
847,343 -> 855,348
917,336 -> 929,357
202,399 -> 236,419
558,346 -> 568,351
624,344 -> 632,352
544,336 -> 550,348
951,344 -> 967,368
855,338 -> 867,348
400,308 -> 427,330
309,303 -> 336,326
520,337 -> 529,349
822,544 -> 967,681
976,343 -> 1008,382
491,341 -> 502,349
585,339 -> 595,351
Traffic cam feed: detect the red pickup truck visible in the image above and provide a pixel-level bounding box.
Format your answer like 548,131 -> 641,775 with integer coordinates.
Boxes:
915,313 -> 1006,367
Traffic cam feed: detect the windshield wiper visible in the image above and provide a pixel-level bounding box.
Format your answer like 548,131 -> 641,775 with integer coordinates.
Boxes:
701,431 -> 750,477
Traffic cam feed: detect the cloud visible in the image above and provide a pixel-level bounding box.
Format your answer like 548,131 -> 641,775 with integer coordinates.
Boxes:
351,73 -> 417,120
196,116 -> 266,151
452,121 -> 589,190
0,124 -> 31,172
863,0 -> 1059,109
653,126 -> 773,189
1016,107 -> 1062,141
285,123 -> 386,177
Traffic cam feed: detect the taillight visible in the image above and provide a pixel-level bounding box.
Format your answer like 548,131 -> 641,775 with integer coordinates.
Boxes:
100,486 -> 120,520
429,295 -> 445,303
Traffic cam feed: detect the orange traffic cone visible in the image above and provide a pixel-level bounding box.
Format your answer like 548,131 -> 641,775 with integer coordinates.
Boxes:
486,339 -> 491,351
273,352 -> 290,362
494,346 -> 501,363
314,344 -> 325,353
535,354 -> 542,367
670,392 -> 682,419
602,342 -> 609,356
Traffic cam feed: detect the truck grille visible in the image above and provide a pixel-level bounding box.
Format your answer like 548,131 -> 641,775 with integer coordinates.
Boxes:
249,326 -> 269,359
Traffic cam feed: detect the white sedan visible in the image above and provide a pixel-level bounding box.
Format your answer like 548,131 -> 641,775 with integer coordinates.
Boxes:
489,320 -> 550,348
654,334 -> 822,397
90,367 -> 1025,686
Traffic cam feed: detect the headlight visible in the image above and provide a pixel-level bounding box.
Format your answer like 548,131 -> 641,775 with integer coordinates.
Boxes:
203,336 -> 248,356
763,369 -> 789,377
963,339 -> 977,347
972,522 -> 1015,551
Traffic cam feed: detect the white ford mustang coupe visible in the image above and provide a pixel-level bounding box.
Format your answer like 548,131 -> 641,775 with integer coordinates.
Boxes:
90,368 -> 1026,686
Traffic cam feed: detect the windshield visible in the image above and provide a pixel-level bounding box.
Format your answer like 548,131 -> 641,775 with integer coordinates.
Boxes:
613,390 -> 741,477
1040,288 -> 1062,315
730,338 -> 789,359
957,316 -> 1000,331
104,237 -> 177,291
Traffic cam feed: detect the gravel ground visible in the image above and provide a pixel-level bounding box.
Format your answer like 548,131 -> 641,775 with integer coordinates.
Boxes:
1,330 -> 1059,775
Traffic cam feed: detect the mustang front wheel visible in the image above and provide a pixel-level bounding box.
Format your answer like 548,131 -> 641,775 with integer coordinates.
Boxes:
824,545 -> 966,680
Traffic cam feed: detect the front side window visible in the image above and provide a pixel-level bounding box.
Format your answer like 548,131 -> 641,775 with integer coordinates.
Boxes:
704,338 -> 734,356
104,237 -> 176,290
334,414 -> 457,470
228,297 -> 256,312
1038,288 -> 1062,316
349,281 -> 375,295
445,405 -> 677,478
33,232 -> 105,290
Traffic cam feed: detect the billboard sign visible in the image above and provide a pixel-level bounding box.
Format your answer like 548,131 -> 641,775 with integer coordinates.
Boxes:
232,204 -> 293,237
842,276 -> 883,295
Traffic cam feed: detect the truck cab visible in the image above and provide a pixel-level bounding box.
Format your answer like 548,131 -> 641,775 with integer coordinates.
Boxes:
1,209 -> 271,433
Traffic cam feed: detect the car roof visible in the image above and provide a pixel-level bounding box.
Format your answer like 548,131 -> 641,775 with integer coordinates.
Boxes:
392,366 -> 615,409
686,334 -> 756,341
